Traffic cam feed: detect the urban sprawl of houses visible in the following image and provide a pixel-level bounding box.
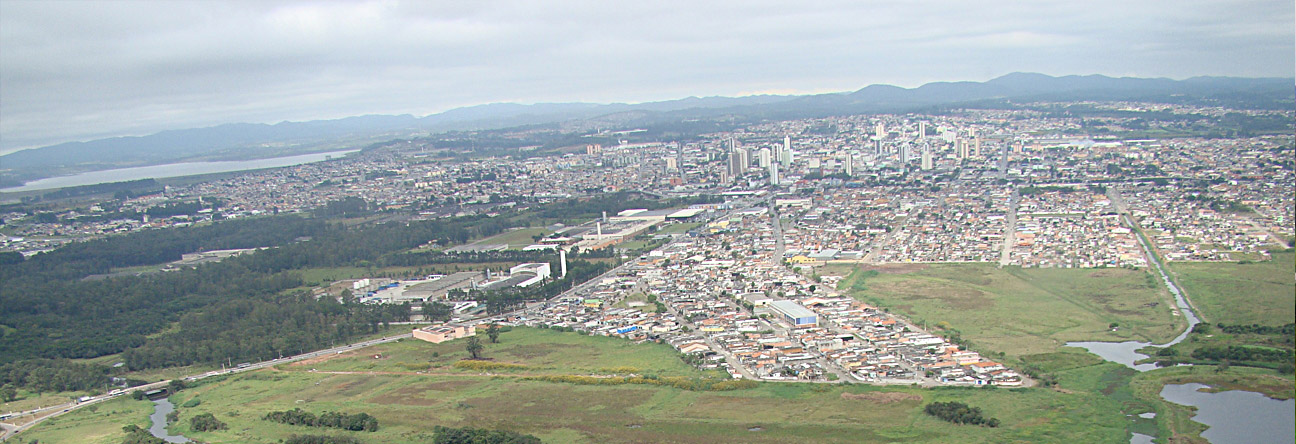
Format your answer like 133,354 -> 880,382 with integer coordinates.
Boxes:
3,102 -> 1291,387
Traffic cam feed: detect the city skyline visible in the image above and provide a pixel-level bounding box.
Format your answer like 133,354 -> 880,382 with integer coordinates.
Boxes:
2,0 -> 1292,153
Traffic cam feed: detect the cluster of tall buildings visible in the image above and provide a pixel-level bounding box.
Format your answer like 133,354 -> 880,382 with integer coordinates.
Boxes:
725,135 -> 796,187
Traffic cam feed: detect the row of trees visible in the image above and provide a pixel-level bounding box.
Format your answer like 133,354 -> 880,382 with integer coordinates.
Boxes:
431,426 -> 541,444
263,408 -> 379,432
1191,345 -> 1293,363
1213,323 -> 1295,336
284,435 -> 363,444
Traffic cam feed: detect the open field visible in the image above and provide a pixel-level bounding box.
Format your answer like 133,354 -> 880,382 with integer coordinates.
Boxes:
1168,251 -> 1295,325
284,327 -> 696,377
21,325 -> 1278,444
36,360 -> 1141,444
830,263 -> 1182,358
14,396 -> 155,444
611,293 -> 661,312
656,222 -> 701,235
483,227 -> 554,249
17,261 -> 1287,444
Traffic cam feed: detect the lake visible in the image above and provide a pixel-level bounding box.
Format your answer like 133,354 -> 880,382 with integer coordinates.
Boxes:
0,149 -> 359,193
1160,383 -> 1295,444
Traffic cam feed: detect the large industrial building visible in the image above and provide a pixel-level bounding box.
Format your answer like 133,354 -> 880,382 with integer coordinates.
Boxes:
769,300 -> 818,327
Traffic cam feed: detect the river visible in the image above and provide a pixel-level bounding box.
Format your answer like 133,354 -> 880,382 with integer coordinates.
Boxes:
148,398 -> 190,443
1063,214 -> 1291,444
0,149 -> 359,193
1066,215 -> 1200,370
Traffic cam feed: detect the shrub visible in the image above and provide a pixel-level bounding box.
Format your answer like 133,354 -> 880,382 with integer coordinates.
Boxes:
190,413 -> 227,432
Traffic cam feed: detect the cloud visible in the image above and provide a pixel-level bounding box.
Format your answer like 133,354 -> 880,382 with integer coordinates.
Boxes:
0,0 -> 1291,153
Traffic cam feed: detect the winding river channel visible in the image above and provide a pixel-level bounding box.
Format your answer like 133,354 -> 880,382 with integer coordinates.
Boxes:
148,399 -> 190,443
1066,217 -> 1200,370
1065,215 -> 1292,444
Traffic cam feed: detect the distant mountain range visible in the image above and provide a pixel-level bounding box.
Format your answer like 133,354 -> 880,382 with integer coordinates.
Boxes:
1,73 -> 1291,182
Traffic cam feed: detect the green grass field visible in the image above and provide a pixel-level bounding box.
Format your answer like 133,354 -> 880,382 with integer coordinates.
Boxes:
656,222 -> 701,235
833,264 -> 1182,358
38,360 -> 1140,444
20,325 -> 1290,444
15,396 -> 155,444
479,227 -> 554,249
285,327 -> 696,377
18,259 -> 1292,444
611,293 -> 660,313
1168,251 -> 1295,325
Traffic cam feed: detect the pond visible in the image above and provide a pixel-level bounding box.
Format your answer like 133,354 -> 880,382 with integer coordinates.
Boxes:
1159,383 -> 1294,444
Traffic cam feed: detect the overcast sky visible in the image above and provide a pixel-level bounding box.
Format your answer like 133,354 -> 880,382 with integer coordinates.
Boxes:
1,0 -> 1292,154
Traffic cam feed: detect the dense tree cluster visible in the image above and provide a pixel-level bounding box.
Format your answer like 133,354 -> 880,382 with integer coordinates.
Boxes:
120,425 -> 166,444
1214,323 -> 1295,336
263,408 -> 379,432
314,196 -> 371,218
1191,345 -> 1293,363
431,426 -> 541,444
123,296 -> 409,370
0,359 -> 110,394
283,435 -> 364,444
0,194 -> 676,388
923,401 -> 1000,427
2,214 -> 324,283
189,413 -> 228,432
421,302 -> 454,323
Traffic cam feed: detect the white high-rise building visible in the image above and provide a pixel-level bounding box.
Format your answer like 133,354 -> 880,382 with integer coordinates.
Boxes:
780,136 -> 794,166
919,122 -> 927,139
921,149 -> 933,170
875,122 -> 886,139
844,153 -> 854,176
728,149 -> 749,181
757,148 -> 772,168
